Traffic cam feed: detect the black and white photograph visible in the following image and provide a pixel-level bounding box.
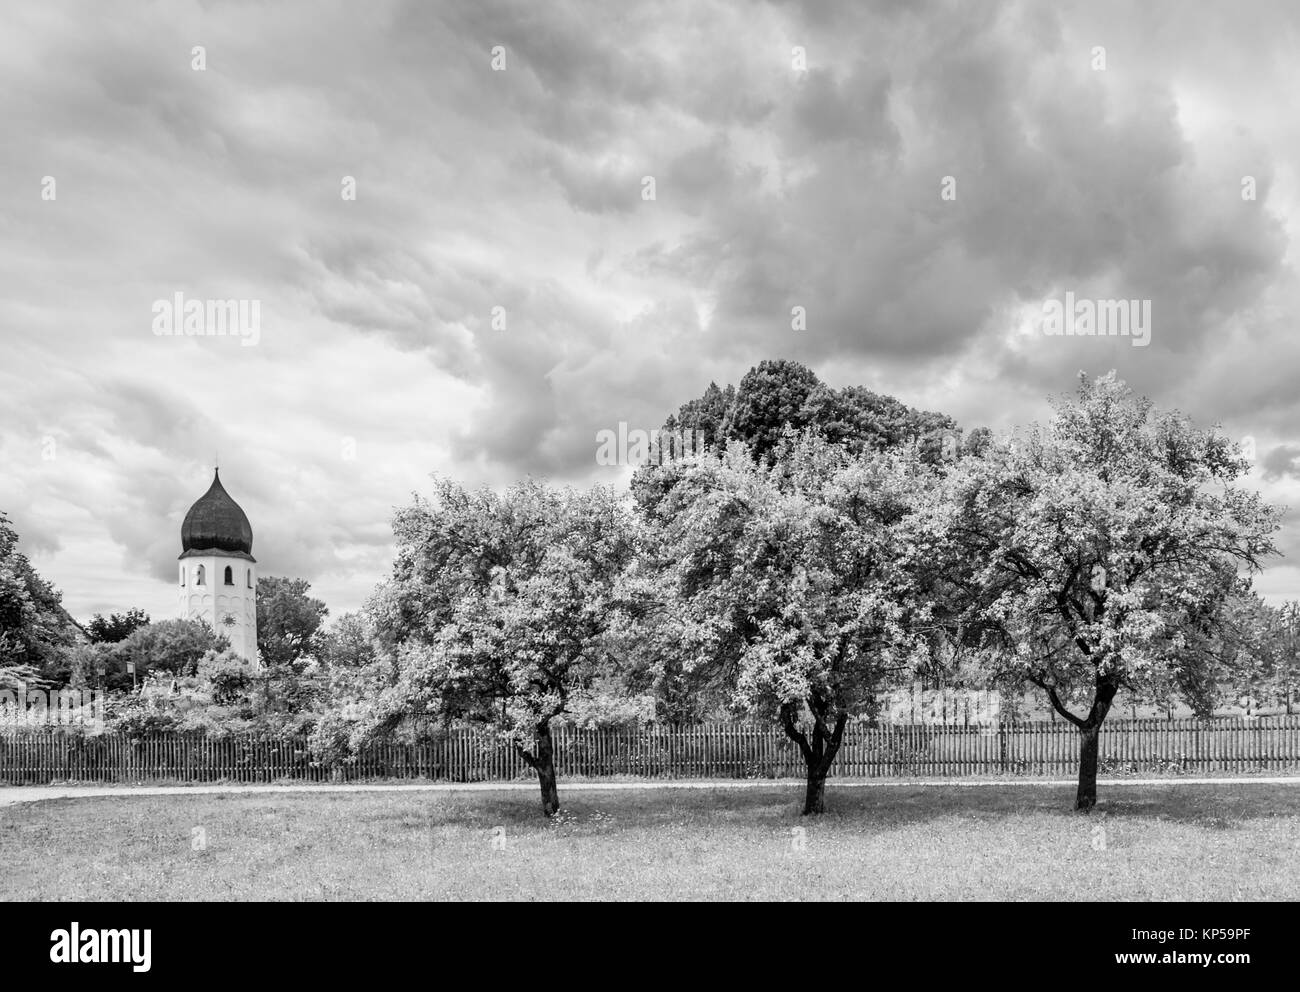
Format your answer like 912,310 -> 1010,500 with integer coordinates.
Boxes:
0,0 -> 1295,971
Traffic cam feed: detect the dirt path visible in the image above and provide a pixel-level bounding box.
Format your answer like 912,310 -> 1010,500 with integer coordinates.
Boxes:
3,776 -> 1298,808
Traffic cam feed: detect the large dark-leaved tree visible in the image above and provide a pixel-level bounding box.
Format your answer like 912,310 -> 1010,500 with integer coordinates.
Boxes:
662,381 -> 734,452
256,576 -> 328,668
655,359 -> 960,467
0,512 -> 81,688
87,608 -> 150,644
722,359 -> 823,461
107,618 -> 230,680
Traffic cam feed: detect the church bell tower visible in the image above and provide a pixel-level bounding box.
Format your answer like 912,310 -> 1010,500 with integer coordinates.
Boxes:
178,468 -> 258,663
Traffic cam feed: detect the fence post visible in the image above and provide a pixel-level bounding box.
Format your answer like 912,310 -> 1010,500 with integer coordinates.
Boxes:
6,716 -> 1300,785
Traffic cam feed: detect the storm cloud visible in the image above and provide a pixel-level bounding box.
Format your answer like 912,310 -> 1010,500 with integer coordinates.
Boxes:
2,0 -> 1298,620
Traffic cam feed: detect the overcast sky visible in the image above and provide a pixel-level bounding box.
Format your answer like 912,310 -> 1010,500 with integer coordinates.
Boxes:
3,0 -> 1300,626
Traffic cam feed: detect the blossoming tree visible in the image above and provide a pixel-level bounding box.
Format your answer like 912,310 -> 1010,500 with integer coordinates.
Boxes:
907,373 -> 1280,809
634,435 -> 931,814
366,478 -> 634,816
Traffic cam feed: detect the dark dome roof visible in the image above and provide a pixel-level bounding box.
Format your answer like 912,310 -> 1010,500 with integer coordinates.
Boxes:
180,469 -> 254,558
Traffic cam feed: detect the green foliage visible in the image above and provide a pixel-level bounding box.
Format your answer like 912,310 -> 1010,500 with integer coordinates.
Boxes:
87,608 -> 150,644
663,380 -> 734,450
256,576 -> 328,668
629,432 -> 933,741
307,709 -> 359,767
909,371 -> 1282,727
310,611 -> 391,730
47,641 -> 111,690
105,648 -> 316,740
723,359 -> 823,460
197,650 -> 255,705
314,612 -> 380,670
105,690 -> 181,737
1208,596 -> 1300,713
801,383 -> 956,461
363,478 -> 636,753
559,671 -> 656,729
106,618 -> 229,679
1260,601 -> 1300,711
650,360 -> 960,475
0,511 -> 80,686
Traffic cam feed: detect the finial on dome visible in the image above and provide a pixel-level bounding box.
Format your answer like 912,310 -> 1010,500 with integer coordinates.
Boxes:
180,467 -> 254,559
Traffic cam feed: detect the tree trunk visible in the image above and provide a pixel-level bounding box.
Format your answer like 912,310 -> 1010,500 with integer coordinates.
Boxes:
516,721 -> 561,817
781,701 -> 848,816
1076,724 -> 1101,810
534,721 -> 560,817
803,769 -> 828,815
1074,678 -> 1117,811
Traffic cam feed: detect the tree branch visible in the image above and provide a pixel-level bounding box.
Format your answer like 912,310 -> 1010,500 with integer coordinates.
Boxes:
1026,672 -> 1086,728
818,712 -> 849,776
779,702 -> 814,766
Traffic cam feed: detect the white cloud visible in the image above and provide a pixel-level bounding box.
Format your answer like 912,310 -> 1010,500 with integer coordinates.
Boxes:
3,0 -> 1300,623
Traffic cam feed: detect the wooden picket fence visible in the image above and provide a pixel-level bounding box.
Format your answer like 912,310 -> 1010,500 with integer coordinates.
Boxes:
1,717 -> 1299,785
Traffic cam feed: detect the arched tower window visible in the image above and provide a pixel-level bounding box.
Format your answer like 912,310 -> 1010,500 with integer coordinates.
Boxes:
224,565 -> 234,586
247,569 -> 253,589
180,566 -> 186,587
196,565 -> 205,586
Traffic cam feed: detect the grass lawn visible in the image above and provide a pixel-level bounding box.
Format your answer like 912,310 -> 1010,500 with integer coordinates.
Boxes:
2,783 -> 1298,900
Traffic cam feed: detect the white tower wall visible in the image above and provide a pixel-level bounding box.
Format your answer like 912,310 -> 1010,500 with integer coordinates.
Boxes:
179,555 -> 258,663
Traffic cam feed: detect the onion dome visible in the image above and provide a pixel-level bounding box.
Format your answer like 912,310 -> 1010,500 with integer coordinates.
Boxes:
179,469 -> 255,560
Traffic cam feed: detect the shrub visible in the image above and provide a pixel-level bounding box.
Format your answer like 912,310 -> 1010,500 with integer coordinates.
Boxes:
197,650 -> 255,705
